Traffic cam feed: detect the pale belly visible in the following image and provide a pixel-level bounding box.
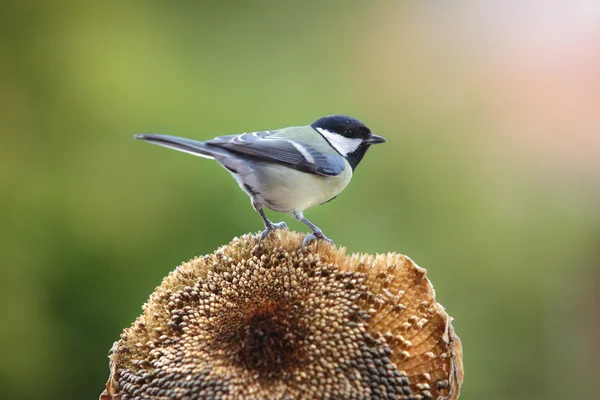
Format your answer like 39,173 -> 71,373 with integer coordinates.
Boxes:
232,160 -> 353,213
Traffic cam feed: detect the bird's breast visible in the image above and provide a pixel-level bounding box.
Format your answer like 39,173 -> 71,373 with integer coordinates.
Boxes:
251,161 -> 352,213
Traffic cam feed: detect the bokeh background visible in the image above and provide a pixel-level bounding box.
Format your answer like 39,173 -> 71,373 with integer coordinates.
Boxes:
1,1 -> 599,399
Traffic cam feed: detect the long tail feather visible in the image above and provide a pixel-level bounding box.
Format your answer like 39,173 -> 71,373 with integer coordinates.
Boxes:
133,133 -> 215,159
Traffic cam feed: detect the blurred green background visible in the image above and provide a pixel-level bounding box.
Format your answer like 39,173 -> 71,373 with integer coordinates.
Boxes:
1,1 -> 599,399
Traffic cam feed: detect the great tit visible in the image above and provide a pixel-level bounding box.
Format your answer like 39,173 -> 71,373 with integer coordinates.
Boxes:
134,115 -> 386,249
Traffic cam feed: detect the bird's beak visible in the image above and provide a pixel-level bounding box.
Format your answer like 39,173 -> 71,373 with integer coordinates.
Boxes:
365,134 -> 386,145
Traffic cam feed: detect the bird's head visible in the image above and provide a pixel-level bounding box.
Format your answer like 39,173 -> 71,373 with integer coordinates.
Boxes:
311,115 -> 386,170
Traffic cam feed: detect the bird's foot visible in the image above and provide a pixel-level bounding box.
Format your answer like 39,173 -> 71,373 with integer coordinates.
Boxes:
302,230 -> 335,252
258,221 -> 288,245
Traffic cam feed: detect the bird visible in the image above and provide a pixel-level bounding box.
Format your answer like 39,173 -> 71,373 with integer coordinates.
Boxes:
134,115 -> 386,250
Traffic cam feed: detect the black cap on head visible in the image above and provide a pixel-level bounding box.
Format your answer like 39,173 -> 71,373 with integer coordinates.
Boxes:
311,115 -> 372,140
311,115 -> 386,171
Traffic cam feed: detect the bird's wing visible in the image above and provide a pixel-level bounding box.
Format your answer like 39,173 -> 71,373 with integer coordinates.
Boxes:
205,128 -> 345,176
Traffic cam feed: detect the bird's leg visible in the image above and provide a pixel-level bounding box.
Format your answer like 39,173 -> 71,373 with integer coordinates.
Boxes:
292,211 -> 334,251
253,201 -> 287,244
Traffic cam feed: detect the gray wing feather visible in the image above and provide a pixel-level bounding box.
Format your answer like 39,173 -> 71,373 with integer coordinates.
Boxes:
206,131 -> 345,176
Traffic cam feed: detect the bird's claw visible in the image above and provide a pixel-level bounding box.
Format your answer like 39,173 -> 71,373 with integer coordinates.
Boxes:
301,230 -> 334,252
258,221 -> 288,245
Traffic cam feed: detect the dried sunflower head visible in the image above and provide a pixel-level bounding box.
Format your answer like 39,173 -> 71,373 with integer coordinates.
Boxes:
101,231 -> 463,400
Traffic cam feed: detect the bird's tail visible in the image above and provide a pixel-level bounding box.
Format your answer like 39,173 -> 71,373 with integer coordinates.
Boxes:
133,133 -> 215,159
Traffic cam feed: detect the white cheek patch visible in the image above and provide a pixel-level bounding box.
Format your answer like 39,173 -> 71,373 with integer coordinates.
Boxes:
316,127 -> 362,156
288,140 -> 315,164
